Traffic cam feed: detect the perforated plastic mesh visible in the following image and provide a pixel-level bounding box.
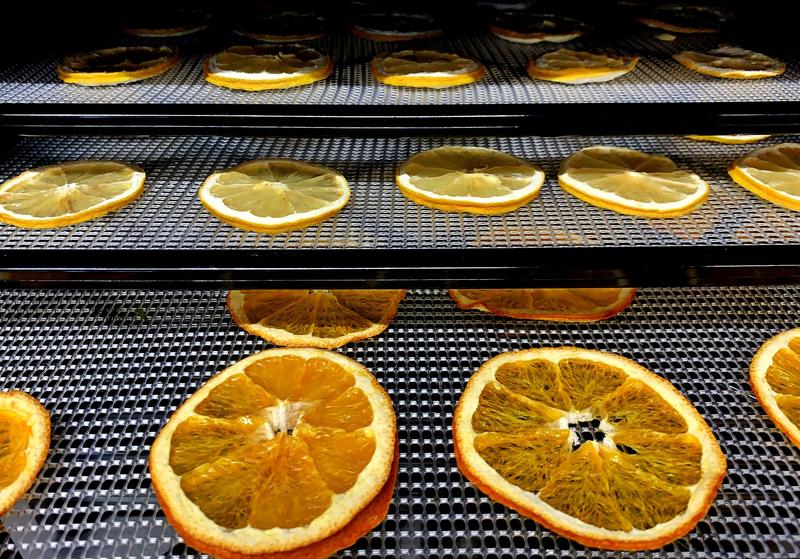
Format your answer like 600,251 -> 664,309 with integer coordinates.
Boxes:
0,287 -> 799,558
0,32 -> 796,105
1,134 -> 800,250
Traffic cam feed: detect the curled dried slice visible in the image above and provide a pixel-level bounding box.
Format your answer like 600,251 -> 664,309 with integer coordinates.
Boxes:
635,4 -> 731,33
728,143 -> 800,211
57,46 -> 179,85
674,46 -> 785,79
233,11 -> 327,42
489,13 -> 591,43
527,49 -> 639,84
686,135 -> 771,145
372,50 -> 485,88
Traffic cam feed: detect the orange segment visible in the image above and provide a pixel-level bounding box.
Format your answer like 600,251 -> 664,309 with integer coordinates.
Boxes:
597,379 -> 688,434
0,410 -> 30,488
296,424 -> 377,492
558,358 -> 627,410
750,329 -> 800,446
169,415 -> 259,476
611,429 -> 702,486
471,382 -> 565,433
495,359 -> 572,410
303,387 -> 374,430
195,373 -> 278,418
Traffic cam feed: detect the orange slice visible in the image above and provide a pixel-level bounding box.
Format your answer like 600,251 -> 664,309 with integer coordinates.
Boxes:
558,146 -> 710,218
57,46 -> 179,86
489,13 -> 591,43
453,347 -> 726,550
750,329 -> 800,446
449,288 -> 636,321
635,5 -> 731,33
396,146 -> 544,214
205,45 -> 333,91
0,391 -> 50,516
233,12 -> 327,42
198,159 -> 350,234
526,49 -> 639,84
728,143 -> 800,211
348,13 -> 443,41
0,160 -> 146,229
123,9 -> 211,37
149,348 -> 397,558
227,290 -> 406,348
686,135 -> 771,144
371,50 -> 485,88
674,47 -> 785,79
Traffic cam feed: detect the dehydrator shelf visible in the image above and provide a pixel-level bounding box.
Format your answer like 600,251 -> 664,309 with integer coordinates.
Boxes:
1,32 -> 798,135
1,287 -> 799,559
2,134 -> 800,287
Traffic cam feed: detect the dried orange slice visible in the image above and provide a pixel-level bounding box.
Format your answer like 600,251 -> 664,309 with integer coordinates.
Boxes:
453,347 -> 726,550
227,290 -> 406,348
686,135 -> 771,144
123,9 -> 211,36
0,391 -> 50,516
233,11 -> 327,42
635,5 -> 731,33
396,146 -> 544,214
527,49 -> 639,84
150,348 -> 397,558
348,13 -> 443,41
205,44 -> 333,91
371,50 -> 485,88
198,159 -> 350,234
674,46 -> 785,79
57,46 -> 179,86
558,146 -> 709,218
0,161 -> 146,229
728,143 -> 800,211
449,288 -> 636,321
750,329 -> 800,446
489,13 -> 591,43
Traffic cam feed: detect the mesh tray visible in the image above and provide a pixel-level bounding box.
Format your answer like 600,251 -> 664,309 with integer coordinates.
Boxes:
1,287 -> 799,558
1,31 -> 796,106
1,134 -> 800,251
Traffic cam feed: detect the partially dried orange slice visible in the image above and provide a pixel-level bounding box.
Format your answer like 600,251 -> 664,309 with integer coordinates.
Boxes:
489,13 -> 591,43
453,347 -> 726,550
527,49 -> 639,84
728,143 -> 800,211
233,11 -> 327,42
750,329 -> 800,447
348,13 -> 443,41
449,288 -> 636,321
686,135 -> 771,144
0,391 -> 50,516
57,46 -> 179,86
674,46 -> 785,79
371,50 -> 485,88
227,290 -> 406,348
150,348 -> 397,558
123,9 -> 211,37
635,5 -> 731,33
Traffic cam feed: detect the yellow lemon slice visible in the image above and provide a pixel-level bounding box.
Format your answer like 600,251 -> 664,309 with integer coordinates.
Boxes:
728,143 -> 800,210
198,159 -> 350,234
674,46 -> 785,79
371,50 -> 485,88
527,49 -> 639,84
489,13 -> 591,43
57,46 -> 179,86
0,160 -> 146,229
686,135 -> 771,144
396,146 -> 545,214
558,146 -> 710,218
453,347 -> 726,550
205,44 -> 333,91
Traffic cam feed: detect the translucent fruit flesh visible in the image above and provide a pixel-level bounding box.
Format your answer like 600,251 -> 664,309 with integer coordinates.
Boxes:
0,410 -> 31,489
764,338 -> 800,427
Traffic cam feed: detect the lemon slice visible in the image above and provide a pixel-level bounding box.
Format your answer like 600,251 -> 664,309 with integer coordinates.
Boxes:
371,50 -> 485,88
57,46 -> 179,86
233,12 -> 327,42
0,161 -> 146,229
728,143 -> 800,211
558,146 -> 709,218
227,290 -> 407,348
635,4 -> 731,33
198,159 -> 350,234
489,13 -> 591,43
348,13 -> 443,41
674,46 -> 785,79
527,49 -> 639,84
149,348 -> 397,557
396,146 -> 545,214
0,391 -> 50,516
205,44 -> 333,91
750,329 -> 800,447
686,135 -> 771,144
453,347 -> 726,550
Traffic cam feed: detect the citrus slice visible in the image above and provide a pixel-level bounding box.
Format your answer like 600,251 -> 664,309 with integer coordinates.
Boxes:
0,391 -> 50,516
205,45 -> 333,91
750,329 -> 800,446
57,46 -> 179,86
227,290 -> 407,348
489,13 -> 591,44
449,288 -> 636,321
123,9 -> 211,36
198,159 -> 350,234
526,49 -> 639,84
396,146 -> 544,214
0,160 -> 146,229
150,348 -> 396,558
686,135 -> 771,144
453,347 -> 726,550
674,47 -> 785,79
233,12 -> 327,42
728,143 -> 800,211
635,4 -> 731,33
348,13 -> 444,41
558,146 -> 710,218
371,50 -> 485,88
